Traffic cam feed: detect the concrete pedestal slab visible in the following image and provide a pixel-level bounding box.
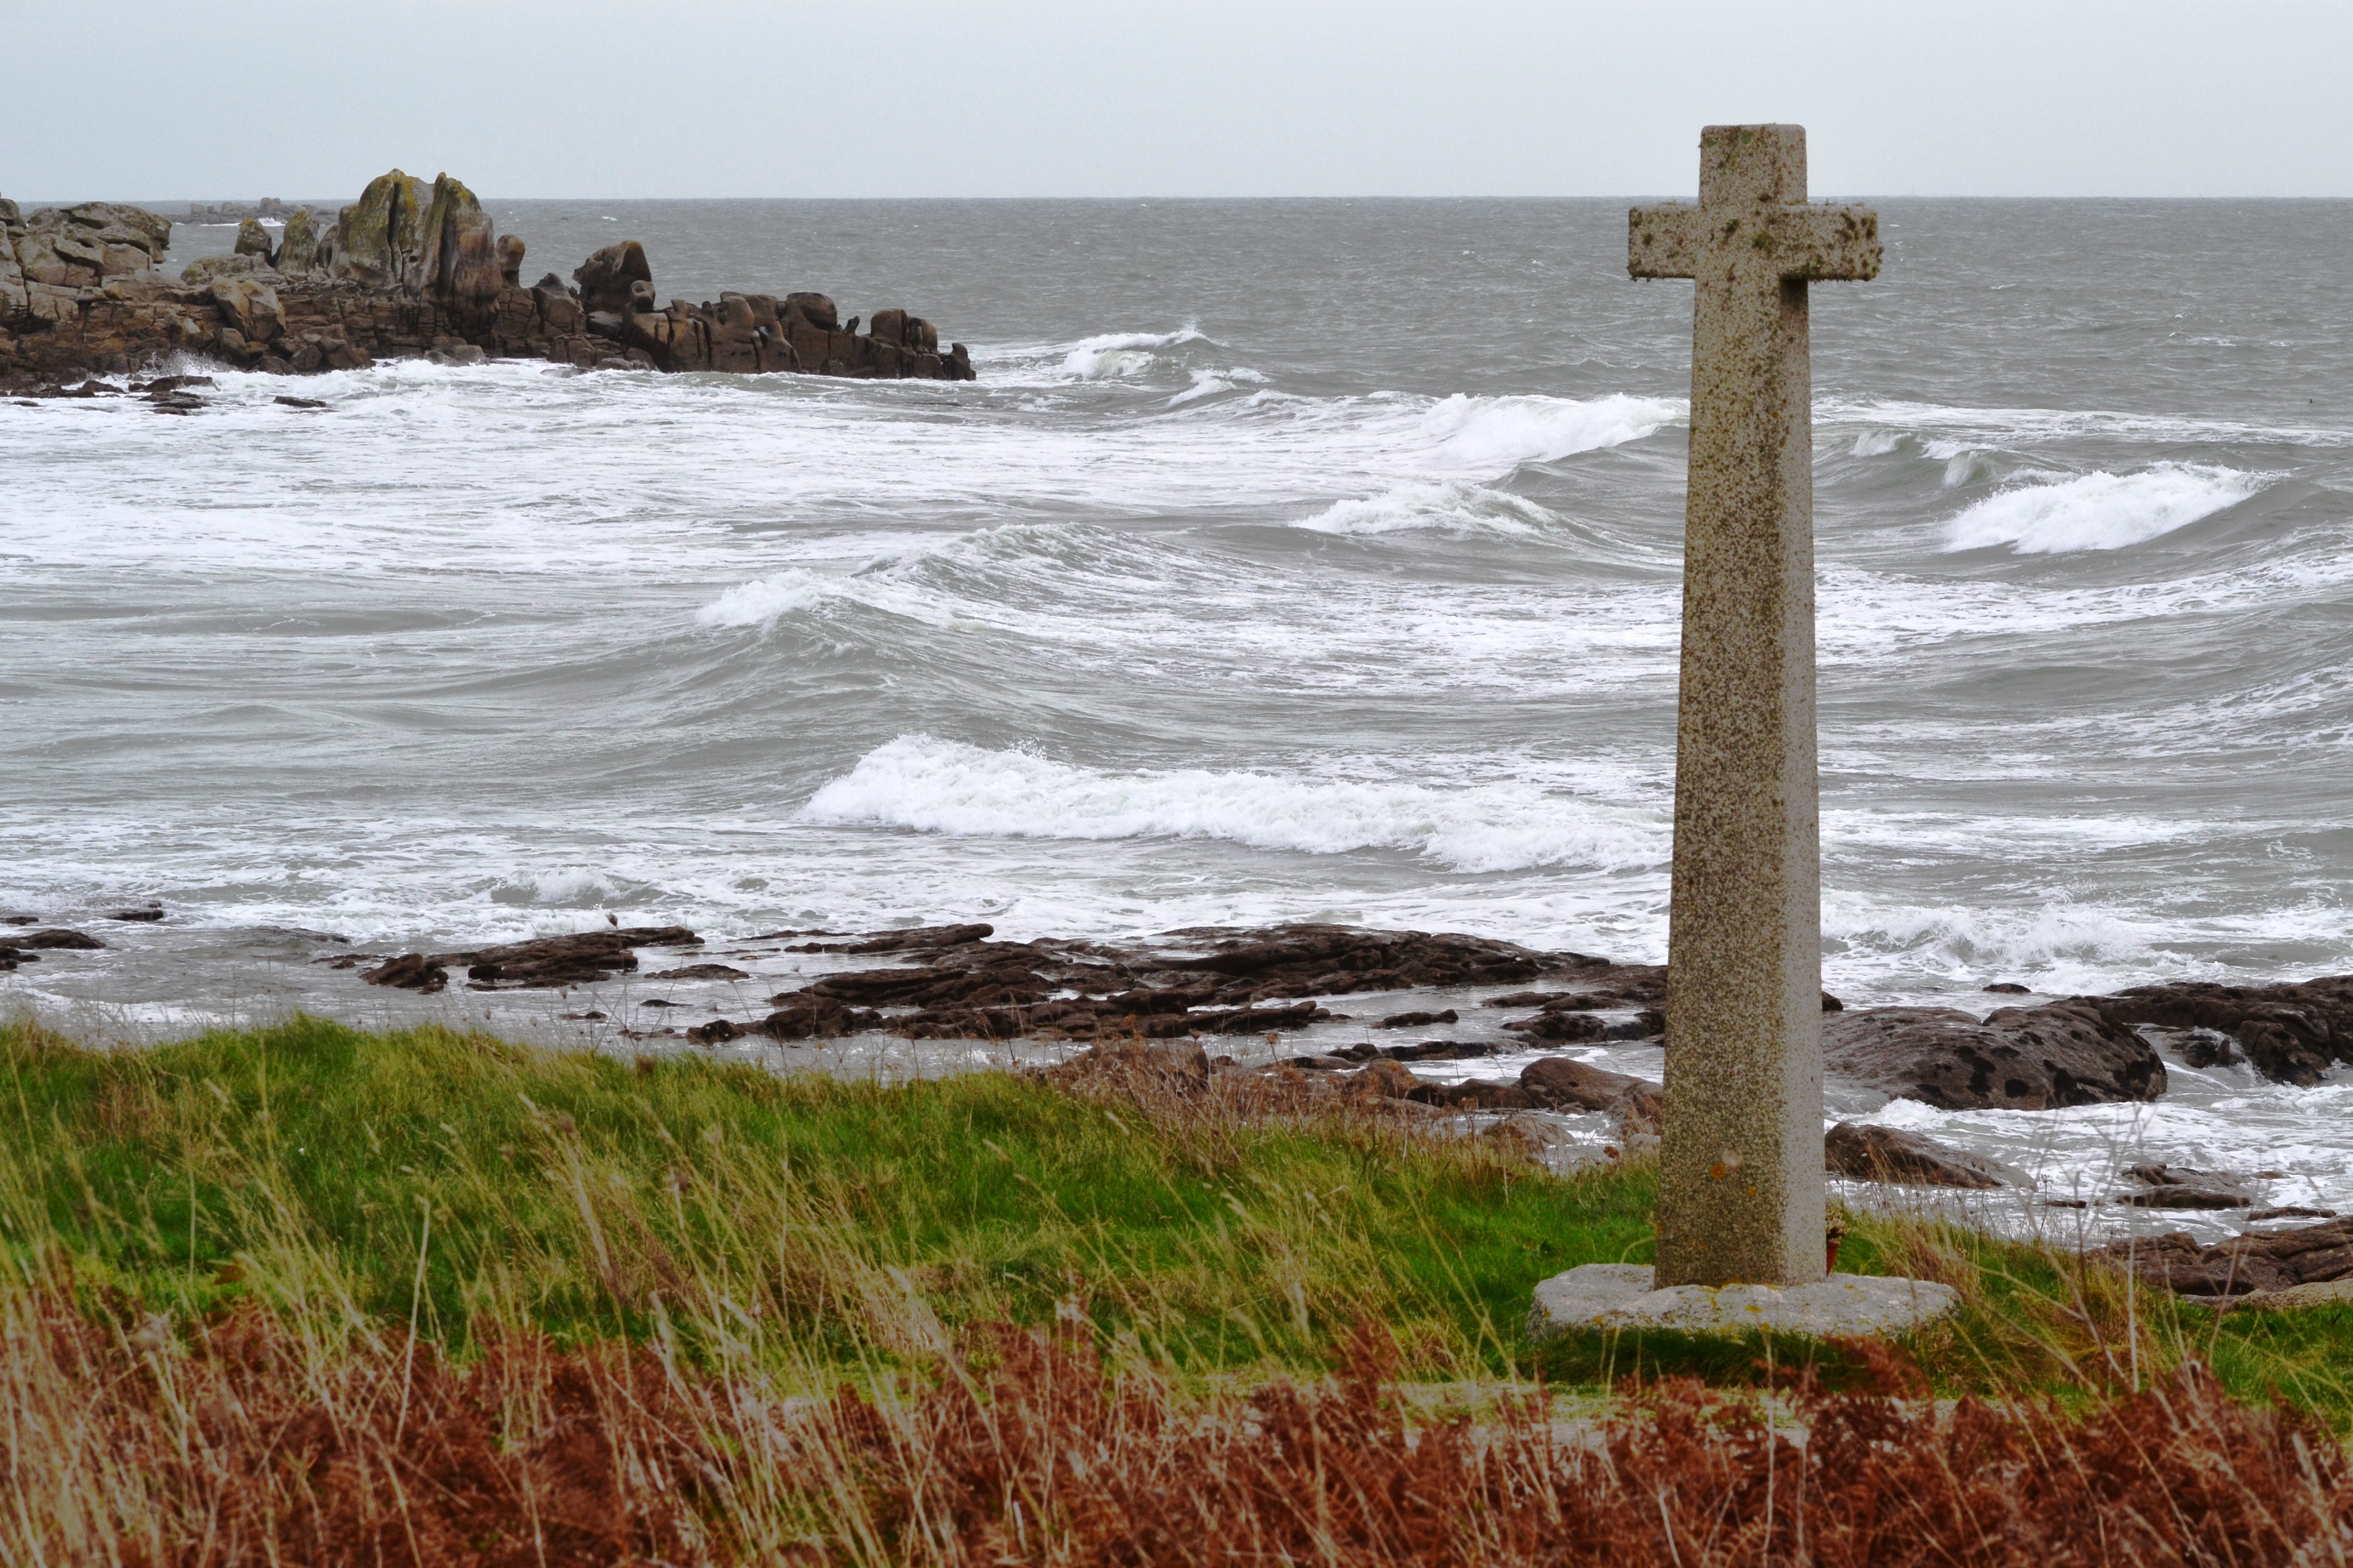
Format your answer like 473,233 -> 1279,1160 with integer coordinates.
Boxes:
1528,1263 -> 1958,1340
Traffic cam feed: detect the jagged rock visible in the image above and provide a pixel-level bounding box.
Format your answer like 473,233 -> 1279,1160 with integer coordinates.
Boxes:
2085,975 -> 2353,1086
495,235 -> 525,285
234,218 -> 274,259
361,953 -> 448,993
1825,1122 -> 2027,1189
2092,1216 -> 2353,1296
1823,1001 -> 2165,1109
783,292 -> 838,330
785,921 -> 994,955
458,926 -> 700,987
574,241 -> 653,315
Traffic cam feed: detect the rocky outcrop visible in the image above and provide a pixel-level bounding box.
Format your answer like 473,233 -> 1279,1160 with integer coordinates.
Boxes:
2093,1217 -> 2353,1297
2083,975 -> 2353,1087
1,168 -> 977,385
1823,1001 -> 2165,1110
362,926 -> 703,994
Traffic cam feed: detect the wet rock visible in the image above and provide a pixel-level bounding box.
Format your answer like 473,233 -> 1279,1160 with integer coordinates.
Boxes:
1825,1122 -> 2027,1189
2111,1163 -> 2259,1210
1984,982 -> 2031,995
2091,1216 -> 2353,1297
1823,1001 -> 2164,1110
105,904 -> 163,921
455,926 -> 700,988
1346,1058 -> 1421,1099
647,963 -> 750,980
361,953 -> 447,993
2084,975 -> 2353,1087
786,921 -> 993,955
15,927 -> 105,950
1502,1010 -> 1608,1044
1375,1008 -> 1456,1029
758,998 -> 883,1040
275,396 -> 327,409
686,1018 -> 742,1044
234,218 -> 274,260
1409,1078 -> 1535,1109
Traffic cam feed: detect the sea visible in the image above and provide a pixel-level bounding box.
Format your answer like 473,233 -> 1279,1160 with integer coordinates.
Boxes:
4,197 -> 2350,1234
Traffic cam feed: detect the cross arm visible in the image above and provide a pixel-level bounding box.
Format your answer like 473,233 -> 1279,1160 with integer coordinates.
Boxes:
1760,203 -> 1881,282
1628,204 -> 1705,279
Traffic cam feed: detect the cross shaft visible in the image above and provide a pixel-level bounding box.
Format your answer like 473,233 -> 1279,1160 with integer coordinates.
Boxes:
1629,125 -> 1880,1288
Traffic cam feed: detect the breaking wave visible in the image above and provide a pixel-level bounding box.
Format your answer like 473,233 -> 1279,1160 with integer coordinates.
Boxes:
1060,326 -> 1210,379
1418,392 -> 1680,472
1294,481 -> 1553,535
799,735 -> 1668,874
1941,465 -> 2270,553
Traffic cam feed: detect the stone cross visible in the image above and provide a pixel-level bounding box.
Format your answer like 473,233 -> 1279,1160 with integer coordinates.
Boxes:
1629,126 -> 1881,1288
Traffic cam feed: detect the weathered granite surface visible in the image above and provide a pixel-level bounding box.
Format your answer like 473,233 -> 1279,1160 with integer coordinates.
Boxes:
1528,1263 -> 1958,1340
0,168 -> 974,385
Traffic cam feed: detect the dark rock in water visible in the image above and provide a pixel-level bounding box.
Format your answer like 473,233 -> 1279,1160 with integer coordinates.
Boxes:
1376,1008 -> 1456,1029
2177,1028 -> 2244,1069
2112,1163 -> 2258,1210
456,926 -> 700,988
0,947 -> 40,969
15,927 -> 105,950
785,921 -> 992,955
1824,1001 -> 2164,1109
1409,1078 -> 1535,1109
2249,1206 -> 2339,1223
2,915 -> 36,926
105,904 -> 163,921
1502,1010 -> 1608,1044
2092,1215 -> 2353,1296
687,1018 -> 741,1044
361,953 -> 447,993
1825,1122 -> 2026,1189
1820,991 -> 1844,1012
759,997 -> 884,1040
1602,1009 -> 1667,1041
275,396 -> 327,409
2083,975 -> 2353,1087
648,963 -> 750,980
1984,982 -> 2031,995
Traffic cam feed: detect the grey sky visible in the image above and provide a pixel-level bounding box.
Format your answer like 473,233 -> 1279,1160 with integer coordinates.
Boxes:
9,0 -> 2349,200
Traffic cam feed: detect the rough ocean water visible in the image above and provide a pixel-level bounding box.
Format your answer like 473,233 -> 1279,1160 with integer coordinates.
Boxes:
4,198 -> 2350,1235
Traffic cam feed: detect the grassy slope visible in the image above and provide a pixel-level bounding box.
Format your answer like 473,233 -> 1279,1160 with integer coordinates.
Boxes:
3,1017 -> 2348,1416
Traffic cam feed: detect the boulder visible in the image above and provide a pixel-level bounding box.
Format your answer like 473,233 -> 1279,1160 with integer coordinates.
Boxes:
420,174 -> 493,298
234,217 -> 274,259
1518,1056 -> 1658,1114
15,927 -> 105,950
330,169 -> 430,286
496,234 -> 526,285
1825,1121 -> 2027,1189
2084,975 -> 2353,1086
1823,1001 -> 2165,1109
574,241 -> 653,315
208,277 -> 283,343
275,208 -> 319,276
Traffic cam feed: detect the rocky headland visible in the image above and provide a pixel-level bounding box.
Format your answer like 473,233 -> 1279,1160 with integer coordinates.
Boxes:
0,168 -> 974,386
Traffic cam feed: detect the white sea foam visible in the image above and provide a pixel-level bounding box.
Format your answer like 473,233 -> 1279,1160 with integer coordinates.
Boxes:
1417,392 -> 1680,472
799,735 -> 1669,873
1293,481 -> 1551,535
1942,465 -> 2270,553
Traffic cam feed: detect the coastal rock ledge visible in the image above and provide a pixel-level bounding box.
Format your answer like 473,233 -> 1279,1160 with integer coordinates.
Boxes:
0,168 -> 975,384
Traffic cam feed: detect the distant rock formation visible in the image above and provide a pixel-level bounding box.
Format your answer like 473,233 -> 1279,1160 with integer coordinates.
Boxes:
0,168 -> 975,385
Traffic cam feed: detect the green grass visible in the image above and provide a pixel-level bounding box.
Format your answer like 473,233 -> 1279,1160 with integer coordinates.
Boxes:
3,1015 -> 2348,1420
